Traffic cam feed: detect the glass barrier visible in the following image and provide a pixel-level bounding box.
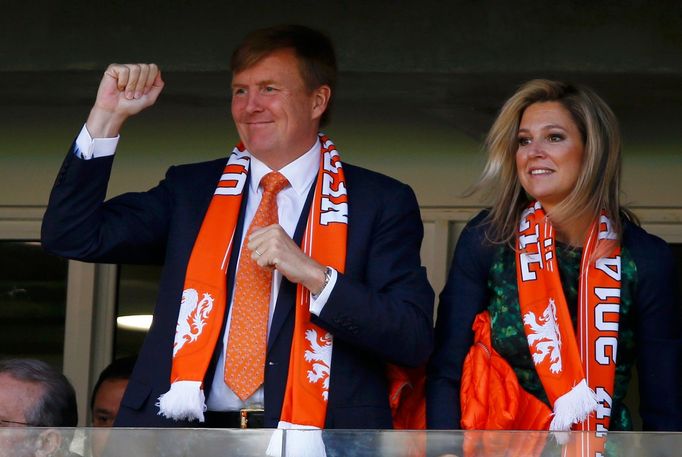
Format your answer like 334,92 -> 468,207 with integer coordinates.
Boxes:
1,428 -> 680,457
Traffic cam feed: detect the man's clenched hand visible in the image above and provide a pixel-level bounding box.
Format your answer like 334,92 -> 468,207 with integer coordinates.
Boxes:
86,63 -> 164,138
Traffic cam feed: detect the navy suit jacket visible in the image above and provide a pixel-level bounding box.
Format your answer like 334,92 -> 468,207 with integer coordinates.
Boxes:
42,145 -> 434,428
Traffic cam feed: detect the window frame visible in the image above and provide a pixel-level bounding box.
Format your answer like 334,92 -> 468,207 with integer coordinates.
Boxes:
0,206 -> 117,426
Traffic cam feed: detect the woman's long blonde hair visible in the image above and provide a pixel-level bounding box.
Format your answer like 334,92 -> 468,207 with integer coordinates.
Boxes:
470,79 -> 630,245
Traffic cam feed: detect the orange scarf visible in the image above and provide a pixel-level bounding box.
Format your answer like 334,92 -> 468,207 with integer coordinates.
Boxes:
157,134 -> 348,430
516,202 -> 620,440
266,134 -> 347,457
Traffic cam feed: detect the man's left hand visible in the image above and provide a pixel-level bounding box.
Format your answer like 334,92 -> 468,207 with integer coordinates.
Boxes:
248,224 -> 327,295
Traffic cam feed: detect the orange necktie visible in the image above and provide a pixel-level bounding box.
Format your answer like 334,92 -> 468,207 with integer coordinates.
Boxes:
224,171 -> 289,400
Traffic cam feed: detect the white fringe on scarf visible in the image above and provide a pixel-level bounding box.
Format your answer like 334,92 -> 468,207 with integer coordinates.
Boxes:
156,380 -> 206,422
266,421 -> 326,457
550,379 -> 598,431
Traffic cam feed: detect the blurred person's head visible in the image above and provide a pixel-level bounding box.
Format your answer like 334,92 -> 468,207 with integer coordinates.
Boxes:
473,79 -> 623,244
90,356 -> 135,457
90,356 -> 135,427
0,359 -> 78,457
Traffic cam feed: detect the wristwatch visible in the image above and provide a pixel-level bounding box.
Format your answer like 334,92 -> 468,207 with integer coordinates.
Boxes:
314,266 -> 333,298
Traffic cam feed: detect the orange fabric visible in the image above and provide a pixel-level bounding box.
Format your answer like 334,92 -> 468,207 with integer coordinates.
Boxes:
461,311 -> 553,431
516,201 -> 620,437
387,365 -> 426,457
460,311 -> 552,457
224,171 -> 289,400
169,148 -> 250,389
277,134 -> 348,429
388,365 -> 426,430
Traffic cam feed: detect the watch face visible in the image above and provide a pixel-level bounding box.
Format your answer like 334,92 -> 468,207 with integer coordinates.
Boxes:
320,267 -> 332,292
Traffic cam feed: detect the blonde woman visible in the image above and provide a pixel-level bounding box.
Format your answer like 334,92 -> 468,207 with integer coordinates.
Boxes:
426,80 -> 682,437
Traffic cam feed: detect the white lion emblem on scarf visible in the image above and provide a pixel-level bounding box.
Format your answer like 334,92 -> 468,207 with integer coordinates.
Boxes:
523,298 -> 562,373
304,329 -> 332,400
173,288 -> 214,356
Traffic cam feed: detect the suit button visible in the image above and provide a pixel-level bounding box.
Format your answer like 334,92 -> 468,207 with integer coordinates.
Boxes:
268,361 -> 276,366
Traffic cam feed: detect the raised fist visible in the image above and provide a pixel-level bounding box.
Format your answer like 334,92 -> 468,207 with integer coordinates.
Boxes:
87,63 -> 165,137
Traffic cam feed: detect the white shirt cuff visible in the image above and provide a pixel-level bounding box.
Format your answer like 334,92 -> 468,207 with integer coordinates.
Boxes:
309,267 -> 338,316
74,124 -> 119,159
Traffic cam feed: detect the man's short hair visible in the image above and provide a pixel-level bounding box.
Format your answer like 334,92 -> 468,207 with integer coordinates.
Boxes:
231,24 -> 337,127
0,358 -> 78,427
90,356 -> 136,411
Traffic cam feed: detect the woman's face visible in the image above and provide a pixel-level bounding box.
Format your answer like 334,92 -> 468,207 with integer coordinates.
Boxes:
515,101 -> 585,212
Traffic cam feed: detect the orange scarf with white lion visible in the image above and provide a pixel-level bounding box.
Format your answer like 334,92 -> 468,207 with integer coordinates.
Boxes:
516,201 -> 620,454
157,134 -> 347,445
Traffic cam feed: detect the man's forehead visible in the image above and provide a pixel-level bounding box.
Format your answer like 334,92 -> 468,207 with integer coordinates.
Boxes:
232,49 -> 303,81
0,374 -> 44,394
0,373 -> 44,417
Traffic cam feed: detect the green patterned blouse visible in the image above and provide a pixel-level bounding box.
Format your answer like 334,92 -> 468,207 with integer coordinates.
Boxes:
487,243 -> 637,430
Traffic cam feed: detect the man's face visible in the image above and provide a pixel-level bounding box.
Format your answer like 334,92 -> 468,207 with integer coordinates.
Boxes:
231,48 -> 330,169
0,373 -> 42,457
90,378 -> 128,457
92,378 -> 128,427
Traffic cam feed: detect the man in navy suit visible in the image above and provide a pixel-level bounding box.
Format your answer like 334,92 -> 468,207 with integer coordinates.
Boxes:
42,25 -> 433,430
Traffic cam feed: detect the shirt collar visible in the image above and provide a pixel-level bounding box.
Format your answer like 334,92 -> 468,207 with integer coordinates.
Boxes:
247,138 -> 321,196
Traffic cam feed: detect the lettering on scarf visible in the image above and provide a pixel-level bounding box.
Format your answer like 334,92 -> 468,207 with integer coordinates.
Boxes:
215,156 -> 249,196
320,143 -> 348,225
593,257 -> 620,365
518,203 -> 547,281
591,221 -> 620,438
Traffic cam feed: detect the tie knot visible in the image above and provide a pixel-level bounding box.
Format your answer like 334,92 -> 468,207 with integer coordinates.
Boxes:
259,171 -> 289,195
